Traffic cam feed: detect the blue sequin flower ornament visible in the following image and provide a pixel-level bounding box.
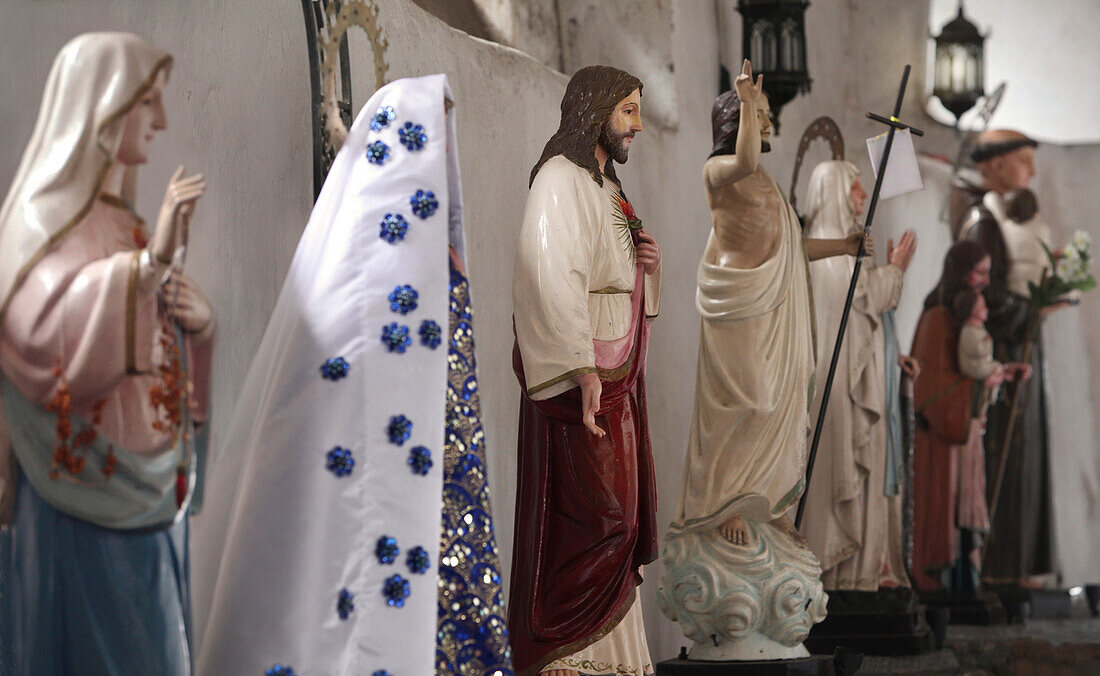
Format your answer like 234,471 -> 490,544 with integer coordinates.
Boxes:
419,320 -> 442,349
383,574 -> 411,607
408,446 -> 433,475
410,189 -> 438,219
398,122 -> 427,151
379,213 -> 408,244
266,666 -> 296,676
325,447 -> 355,478
366,140 -> 390,165
376,535 -> 399,564
337,588 -> 355,620
370,105 -> 396,131
406,546 -> 430,574
387,415 -> 413,445
320,356 -> 349,381
381,322 -> 411,353
388,285 -> 419,315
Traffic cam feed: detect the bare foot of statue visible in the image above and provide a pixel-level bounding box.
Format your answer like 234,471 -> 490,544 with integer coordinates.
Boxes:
541,670 -> 579,676
770,514 -> 808,548
719,513 -> 752,546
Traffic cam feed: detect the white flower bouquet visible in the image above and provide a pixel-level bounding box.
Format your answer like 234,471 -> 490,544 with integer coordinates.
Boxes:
1030,230 -> 1097,308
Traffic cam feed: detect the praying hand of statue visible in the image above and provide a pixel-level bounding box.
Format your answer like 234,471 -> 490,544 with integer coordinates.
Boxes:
150,165 -> 205,269
887,229 -> 917,272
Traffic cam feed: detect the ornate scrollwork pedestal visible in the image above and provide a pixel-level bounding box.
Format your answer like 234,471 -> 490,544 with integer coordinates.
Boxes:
658,518 -> 828,661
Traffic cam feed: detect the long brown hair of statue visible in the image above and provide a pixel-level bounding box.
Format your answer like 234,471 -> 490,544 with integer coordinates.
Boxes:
708,88 -> 769,158
530,65 -> 643,188
710,89 -> 741,158
923,240 -> 988,310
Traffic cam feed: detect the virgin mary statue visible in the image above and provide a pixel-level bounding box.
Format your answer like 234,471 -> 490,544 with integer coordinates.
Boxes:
799,160 -> 912,591
0,33 -> 214,674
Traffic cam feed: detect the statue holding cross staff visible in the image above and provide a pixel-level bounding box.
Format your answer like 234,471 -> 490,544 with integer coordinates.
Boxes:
659,61 -> 924,661
658,59 -> 869,661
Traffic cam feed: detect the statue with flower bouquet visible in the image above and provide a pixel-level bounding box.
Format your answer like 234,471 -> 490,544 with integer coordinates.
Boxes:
983,228 -> 1098,540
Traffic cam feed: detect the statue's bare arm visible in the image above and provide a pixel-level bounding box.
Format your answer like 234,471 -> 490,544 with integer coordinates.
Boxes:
704,60 -> 763,190
804,232 -> 868,261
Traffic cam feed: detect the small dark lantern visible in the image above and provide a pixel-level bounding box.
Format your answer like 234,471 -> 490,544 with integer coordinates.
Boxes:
932,1 -> 986,122
736,0 -> 812,134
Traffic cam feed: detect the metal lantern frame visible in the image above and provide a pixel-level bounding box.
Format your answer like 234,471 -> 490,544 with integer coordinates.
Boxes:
736,0 -> 812,133
932,1 -> 986,122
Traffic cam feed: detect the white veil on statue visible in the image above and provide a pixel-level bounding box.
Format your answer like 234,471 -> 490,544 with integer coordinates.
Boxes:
804,159 -> 867,389
198,74 -> 463,675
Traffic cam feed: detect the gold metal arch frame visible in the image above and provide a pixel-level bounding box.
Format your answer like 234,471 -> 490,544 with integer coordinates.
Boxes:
789,115 -> 845,214
302,0 -> 389,199
319,0 -> 389,151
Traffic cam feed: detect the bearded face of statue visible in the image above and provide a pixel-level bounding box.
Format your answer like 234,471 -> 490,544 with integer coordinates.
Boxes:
597,88 -> 642,165
984,145 -> 1036,194
757,96 -> 773,154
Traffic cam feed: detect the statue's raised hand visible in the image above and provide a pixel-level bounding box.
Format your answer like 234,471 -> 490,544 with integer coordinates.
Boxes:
150,166 -> 205,268
734,59 -> 764,106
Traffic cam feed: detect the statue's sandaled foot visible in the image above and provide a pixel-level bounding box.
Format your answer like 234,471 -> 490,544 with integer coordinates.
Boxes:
719,513 -> 753,546
770,514 -> 808,548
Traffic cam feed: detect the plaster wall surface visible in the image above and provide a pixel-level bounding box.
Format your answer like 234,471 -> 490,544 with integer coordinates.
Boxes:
1,0 -> 1098,667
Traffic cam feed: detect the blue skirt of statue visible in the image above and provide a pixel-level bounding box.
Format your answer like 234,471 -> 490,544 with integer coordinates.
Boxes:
436,261 -> 514,674
0,472 -> 190,675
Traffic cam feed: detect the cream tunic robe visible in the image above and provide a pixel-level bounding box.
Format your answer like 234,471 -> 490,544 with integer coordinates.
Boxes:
513,155 -> 660,401
514,155 -> 659,674
670,177 -> 815,533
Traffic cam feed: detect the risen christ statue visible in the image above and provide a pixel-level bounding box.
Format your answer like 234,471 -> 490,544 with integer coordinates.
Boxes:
660,60 -> 858,660
673,61 -> 862,546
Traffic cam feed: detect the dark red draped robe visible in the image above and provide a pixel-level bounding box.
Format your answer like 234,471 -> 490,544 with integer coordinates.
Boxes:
508,267 -> 657,676
910,306 -> 976,591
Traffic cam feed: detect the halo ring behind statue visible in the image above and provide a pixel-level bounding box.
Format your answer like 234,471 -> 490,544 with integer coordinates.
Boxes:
318,0 -> 389,151
790,116 -> 845,214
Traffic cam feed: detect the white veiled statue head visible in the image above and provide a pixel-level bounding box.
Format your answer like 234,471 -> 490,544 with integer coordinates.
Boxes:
0,32 -> 171,319
804,159 -> 861,240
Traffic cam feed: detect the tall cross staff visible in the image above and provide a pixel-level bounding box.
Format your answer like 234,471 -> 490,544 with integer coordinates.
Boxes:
795,65 -> 925,529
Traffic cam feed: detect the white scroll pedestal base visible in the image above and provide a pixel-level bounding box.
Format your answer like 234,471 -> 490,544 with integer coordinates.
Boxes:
657,517 -> 829,661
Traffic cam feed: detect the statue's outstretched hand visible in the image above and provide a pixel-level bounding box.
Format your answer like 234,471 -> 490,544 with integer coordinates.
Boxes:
888,230 -> 917,272
150,166 -> 204,268
574,372 -> 605,438
734,59 -> 764,105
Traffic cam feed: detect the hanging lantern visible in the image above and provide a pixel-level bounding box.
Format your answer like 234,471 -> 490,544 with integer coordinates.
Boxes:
931,1 -> 986,122
736,0 -> 812,134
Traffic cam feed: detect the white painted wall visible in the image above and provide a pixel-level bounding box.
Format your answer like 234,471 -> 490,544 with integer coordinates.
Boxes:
1,0 -> 1098,667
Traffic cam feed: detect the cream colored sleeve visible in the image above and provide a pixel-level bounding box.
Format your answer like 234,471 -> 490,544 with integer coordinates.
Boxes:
0,248 -> 157,409
859,263 -> 903,316
957,325 -> 999,380
645,262 -> 661,320
513,160 -> 596,400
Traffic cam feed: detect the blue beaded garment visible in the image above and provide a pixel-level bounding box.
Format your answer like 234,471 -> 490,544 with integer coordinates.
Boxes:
436,262 -> 513,675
